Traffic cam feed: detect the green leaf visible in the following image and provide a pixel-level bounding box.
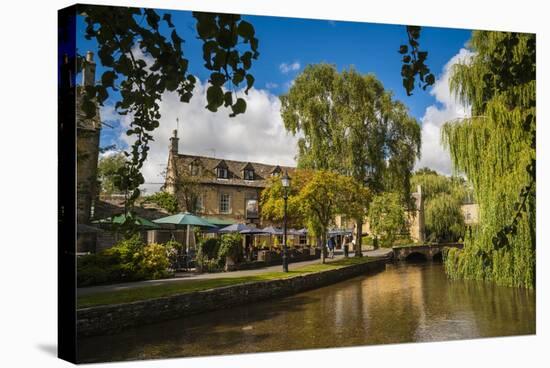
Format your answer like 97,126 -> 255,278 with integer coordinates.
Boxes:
241,51 -> 252,70
230,97 -> 246,117
232,69 -> 245,85
206,85 -> 224,111
210,72 -> 226,86
245,74 -> 255,94
224,91 -> 233,107
237,20 -> 255,40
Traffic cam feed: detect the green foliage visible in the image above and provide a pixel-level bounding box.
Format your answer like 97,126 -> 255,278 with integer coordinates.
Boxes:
260,169 -> 315,229
77,5 -> 259,216
425,193 -> 465,242
195,237 -> 224,272
261,168 -> 370,261
77,256 -> 378,308
138,243 -> 171,279
97,152 -> 127,194
218,233 -> 244,262
399,26 -> 435,96
163,239 -> 183,268
198,238 -> 221,260
442,31 -> 536,288
193,12 -> 259,115
280,64 -> 420,252
368,192 -> 407,247
77,235 -> 172,286
411,170 -> 469,242
142,191 -> 179,213
364,234 -> 414,248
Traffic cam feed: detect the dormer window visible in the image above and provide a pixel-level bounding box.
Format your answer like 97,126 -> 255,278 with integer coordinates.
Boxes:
270,165 -> 282,177
241,162 -> 255,181
244,169 -> 254,180
217,167 -> 228,179
214,160 -> 229,179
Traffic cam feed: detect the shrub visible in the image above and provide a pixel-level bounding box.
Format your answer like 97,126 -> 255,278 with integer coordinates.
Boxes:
198,238 -> 221,259
138,243 -> 171,279
196,237 -> 222,272
218,233 -> 243,264
142,191 -> 178,213
77,235 -> 173,286
164,239 -> 183,269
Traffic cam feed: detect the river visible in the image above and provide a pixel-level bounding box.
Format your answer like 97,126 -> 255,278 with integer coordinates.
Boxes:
77,262 -> 535,363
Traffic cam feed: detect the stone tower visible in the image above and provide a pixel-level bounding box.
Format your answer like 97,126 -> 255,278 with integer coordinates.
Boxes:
410,184 -> 425,242
164,129 -> 180,195
76,51 -> 102,224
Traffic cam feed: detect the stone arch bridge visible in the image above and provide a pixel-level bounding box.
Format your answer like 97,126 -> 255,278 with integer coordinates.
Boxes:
392,243 -> 464,262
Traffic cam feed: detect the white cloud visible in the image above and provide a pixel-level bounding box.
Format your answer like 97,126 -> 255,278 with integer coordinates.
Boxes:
265,82 -> 279,89
415,48 -> 474,175
110,80 -> 298,193
279,61 -> 301,74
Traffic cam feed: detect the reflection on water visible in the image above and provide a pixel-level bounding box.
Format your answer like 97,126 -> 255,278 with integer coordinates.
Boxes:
78,263 -> 535,363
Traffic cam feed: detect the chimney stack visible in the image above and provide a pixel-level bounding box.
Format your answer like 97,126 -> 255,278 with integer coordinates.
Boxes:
170,129 -> 179,154
82,51 -> 96,86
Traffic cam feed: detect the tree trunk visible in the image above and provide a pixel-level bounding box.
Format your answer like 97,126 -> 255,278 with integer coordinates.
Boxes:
355,218 -> 363,257
320,231 -> 327,264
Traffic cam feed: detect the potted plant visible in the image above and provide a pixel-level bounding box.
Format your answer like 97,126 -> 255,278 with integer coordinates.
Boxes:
219,233 -> 243,271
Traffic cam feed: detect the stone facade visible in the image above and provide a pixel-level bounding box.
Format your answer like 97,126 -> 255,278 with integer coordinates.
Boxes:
76,51 -> 101,224
461,203 -> 479,225
164,130 -> 294,226
76,258 -> 387,337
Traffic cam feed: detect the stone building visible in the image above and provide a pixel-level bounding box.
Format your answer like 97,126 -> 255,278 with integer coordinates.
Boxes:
76,51 -> 101,224
334,184 -> 426,243
164,130 -> 294,226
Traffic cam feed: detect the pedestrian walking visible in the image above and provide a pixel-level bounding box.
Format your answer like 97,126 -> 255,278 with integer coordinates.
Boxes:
327,237 -> 335,258
343,236 -> 349,258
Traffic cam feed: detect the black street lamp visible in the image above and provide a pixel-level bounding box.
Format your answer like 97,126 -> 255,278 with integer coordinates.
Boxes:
281,170 -> 291,272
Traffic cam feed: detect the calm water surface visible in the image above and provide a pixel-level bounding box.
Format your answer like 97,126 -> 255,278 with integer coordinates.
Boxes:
78,262 -> 535,363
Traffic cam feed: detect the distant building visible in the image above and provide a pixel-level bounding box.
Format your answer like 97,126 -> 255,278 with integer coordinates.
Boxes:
334,185 -> 426,243
164,130 -> 294,226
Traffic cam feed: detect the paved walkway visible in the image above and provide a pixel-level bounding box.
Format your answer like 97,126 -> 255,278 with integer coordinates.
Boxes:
77,248 -> 393,296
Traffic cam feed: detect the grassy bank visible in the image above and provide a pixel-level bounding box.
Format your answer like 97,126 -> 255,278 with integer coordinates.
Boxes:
77,257 -> 375,309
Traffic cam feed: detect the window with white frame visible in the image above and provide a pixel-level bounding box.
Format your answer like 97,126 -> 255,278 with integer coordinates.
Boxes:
219,193 -> 231,214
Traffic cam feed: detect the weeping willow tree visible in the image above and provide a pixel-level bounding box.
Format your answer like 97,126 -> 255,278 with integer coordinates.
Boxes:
442,31 -> 536,288
411,171 -> 469,242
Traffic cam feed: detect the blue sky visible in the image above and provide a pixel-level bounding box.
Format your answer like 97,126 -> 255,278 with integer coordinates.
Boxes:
77,8 -> 473,190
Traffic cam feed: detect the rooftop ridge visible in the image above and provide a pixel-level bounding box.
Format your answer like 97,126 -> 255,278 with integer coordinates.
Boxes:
175,152 -> 296,170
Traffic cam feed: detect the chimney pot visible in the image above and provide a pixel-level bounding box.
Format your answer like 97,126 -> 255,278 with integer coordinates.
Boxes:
86,51 -> 94,62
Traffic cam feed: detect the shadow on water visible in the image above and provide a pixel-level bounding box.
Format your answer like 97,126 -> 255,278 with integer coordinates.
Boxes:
78,294 -> 319,363
77,263 -> 535,363
405,252 -> 429,262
